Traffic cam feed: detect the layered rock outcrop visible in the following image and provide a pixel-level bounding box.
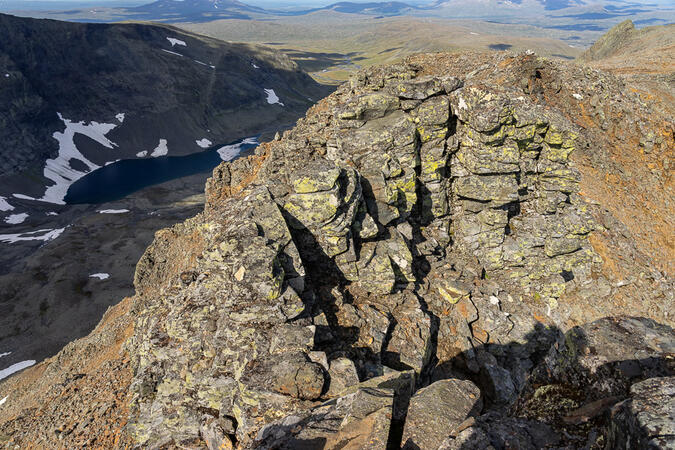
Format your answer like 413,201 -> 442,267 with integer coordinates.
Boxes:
1,51 -> 673,449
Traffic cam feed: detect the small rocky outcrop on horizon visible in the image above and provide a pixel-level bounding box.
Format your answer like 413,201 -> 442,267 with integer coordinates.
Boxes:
0,50 -> 673,449
578,19 -> 640,63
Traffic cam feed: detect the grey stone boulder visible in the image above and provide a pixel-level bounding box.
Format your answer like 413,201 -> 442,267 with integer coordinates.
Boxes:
200,417 -> 235,450
401,379 -> 483,450
479,363 -> 517,407
326,357 -> 360,397
606,376 -> 675,449
392,75 -> 447,100
541,316 -> 675,398
255,386 -> 394,449
438,412 -> 560,450
340,369 -> 417,422
383,293 -> 434,373
254,369 -> 416,449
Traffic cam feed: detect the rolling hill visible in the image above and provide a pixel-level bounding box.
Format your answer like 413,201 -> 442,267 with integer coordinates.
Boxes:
128,0 -> 268,21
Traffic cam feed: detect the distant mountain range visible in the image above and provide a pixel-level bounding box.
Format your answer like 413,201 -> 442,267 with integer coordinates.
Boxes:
4,0 -> 673,31
126,0 -> 675,19
123,0 -> 420,20
299,2 -> 419,16
130,0 -> 267,20
119,0 -> 675,31
425,0 -> 674,21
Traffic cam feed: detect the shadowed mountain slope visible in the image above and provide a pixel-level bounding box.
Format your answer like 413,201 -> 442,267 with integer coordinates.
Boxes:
0,13 -> 331,204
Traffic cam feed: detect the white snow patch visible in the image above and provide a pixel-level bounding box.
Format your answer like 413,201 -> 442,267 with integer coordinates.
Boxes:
0,360 -> 36,381
98,209 -> 129,214
4,213 -> 28,224
42,114 -> 117,204
167,37 -> 187,47
252,63 -> 260,69
13,114 -> 118,205
151,139 -> 169,157
264,89 -> 284,106
162,49 -> 183,57
0,352 -> 10,358
136,151 -> 148,158
194,60 -> 216,69
572,93 -> 583,100
46,212 -> 58,216
116,113 -> 125,123
217,137 -> 259,162
90,273 -> 110,280
0,228 -> 65,244
12,194 -> 35,201
0,397 -> 6,407
196,138 -> 212,148
0,197 -> 14,212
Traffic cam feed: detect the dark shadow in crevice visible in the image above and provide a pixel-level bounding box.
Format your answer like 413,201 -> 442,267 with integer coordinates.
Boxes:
430,319 -> 675,449
280,208 -> 383,379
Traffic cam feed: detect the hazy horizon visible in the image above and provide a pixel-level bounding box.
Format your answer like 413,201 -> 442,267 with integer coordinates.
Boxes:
0,0 -> 428,11
1,0 -> 673,13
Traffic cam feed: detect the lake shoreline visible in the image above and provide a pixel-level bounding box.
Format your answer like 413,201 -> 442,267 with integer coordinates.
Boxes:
64,137 -> 259,205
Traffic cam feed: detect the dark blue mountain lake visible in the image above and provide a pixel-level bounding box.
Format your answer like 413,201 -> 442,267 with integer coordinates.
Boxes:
64,138 -> 258,204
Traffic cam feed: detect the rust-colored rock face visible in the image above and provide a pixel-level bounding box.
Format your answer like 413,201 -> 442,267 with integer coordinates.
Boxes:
1,50 -> 673,449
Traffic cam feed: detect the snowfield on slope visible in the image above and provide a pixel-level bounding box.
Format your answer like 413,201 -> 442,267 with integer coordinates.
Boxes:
264,89 -> 284,106
0,197 -> 14,212
0,228 -> 65,244
0,360 -> 36,381
196,138 -> 212,148
89,273 -> 110,280
193,60 -> 216,69
217,137 -> 259,161
4,213 -> 28,224
12,114 -> 118,205
162,49 -> 183,57
98,209 -> 129,214
151,139 -> 169,157
167,37 -> 187,47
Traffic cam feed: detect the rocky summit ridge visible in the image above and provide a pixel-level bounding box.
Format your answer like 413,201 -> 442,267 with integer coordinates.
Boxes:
0,51 -> 674,449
